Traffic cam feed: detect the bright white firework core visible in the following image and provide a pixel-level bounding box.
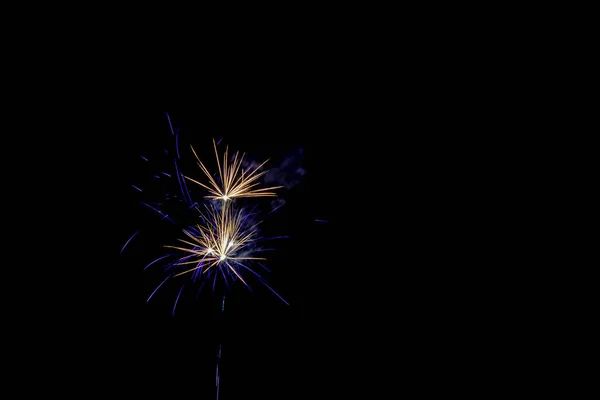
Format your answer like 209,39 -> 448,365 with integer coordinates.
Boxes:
219,254 -> 226,261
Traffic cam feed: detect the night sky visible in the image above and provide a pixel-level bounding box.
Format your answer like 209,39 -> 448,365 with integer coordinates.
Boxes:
20,34 -> 490,398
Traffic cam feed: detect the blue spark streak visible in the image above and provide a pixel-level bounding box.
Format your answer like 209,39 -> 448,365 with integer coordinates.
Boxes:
120,231 -> 140,254
166,112 -> 175,135
172,285 -> 184,315
144,254 -> 172,270
147,275 -> 171,302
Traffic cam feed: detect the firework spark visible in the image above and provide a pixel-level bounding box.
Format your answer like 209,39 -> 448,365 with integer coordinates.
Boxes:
185,139 -> 283,201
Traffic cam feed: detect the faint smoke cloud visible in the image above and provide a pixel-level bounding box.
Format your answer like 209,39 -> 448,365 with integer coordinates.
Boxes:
264,148 -> 305,190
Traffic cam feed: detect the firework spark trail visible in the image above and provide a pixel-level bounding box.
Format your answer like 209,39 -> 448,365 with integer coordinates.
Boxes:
141,201 -> 176,224
262,236 -> 290,241
172,285 -> 184,315
269,202 -> 285,214
120,231 -> 140,254
147,275 -> 171,302
174,159 -> 191,205
180,168 -> 192,204
257,262 -> 271,272
185,139 -> 284,201
143,254 -> 172,270
166,112 -> 175,135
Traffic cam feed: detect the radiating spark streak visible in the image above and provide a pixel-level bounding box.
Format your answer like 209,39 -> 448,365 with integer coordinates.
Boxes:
315,219 -> 328,223
141,202 -> 176,224
170,256 -> 211,265
166,112 -> 175,135
213,140 -> 225,192
192,269 -> 205,288
259,279 -> 289,305
174,159 -> 190,204
147,275 -> 171,302
131,184 -> 142,192
140,155 -> 148,161
161,172 -> 171,177
257,262 -> 271,272
141,202 -> 165,217
120,231 -> 140,254
172,285 -> 184,315
217,136 -> 223,145
219,265 -> 231,289
263,236 -> 289,241
165,257 -> 197,270
269,203 -> 285,214
230,260 -> 262,280
230,260 -> 287,304
173,258 -> 218,275
143,254 -> 172,270
160,214 -> 176,224
184,175 -> 216,194
166,241 -> 204,253
180,170 -> 192,203
176,132 -> 180,159
225,261 -> 249,288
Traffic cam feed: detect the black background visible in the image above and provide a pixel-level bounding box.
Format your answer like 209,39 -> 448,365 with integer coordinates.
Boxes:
42,61 -> 482,397
6,18 -> 514,397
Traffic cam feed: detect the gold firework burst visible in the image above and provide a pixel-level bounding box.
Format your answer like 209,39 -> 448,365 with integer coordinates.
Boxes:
185,139 -> 283,201
165,204 -> 265,287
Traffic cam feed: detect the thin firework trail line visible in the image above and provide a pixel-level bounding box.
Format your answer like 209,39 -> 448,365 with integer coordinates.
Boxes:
216,294 -> 225,400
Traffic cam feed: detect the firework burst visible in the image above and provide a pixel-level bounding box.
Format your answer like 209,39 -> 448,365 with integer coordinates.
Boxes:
185,138 -> 283,201
165,203 -> 266,288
